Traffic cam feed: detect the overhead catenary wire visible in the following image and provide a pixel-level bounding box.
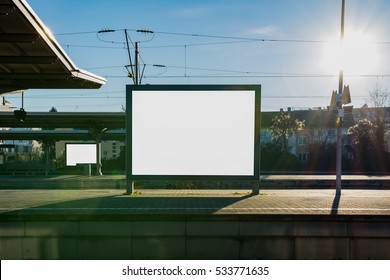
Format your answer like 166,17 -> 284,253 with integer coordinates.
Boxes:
6,88 -> 374,100
10,94 -> 371,101
54,27 -> 390,82
79,63 -> 390,79
55,27 -> 390,78
3,14 -> 383,114
55,28 -> 390,45
23,27 -> 388,110
142,74 -> 390,79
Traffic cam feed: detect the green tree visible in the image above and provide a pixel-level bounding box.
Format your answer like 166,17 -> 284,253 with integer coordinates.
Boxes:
348,119 -> 376,147
348,119 -> 390,172
260,142 -> 301,172
270,111 -> 305,152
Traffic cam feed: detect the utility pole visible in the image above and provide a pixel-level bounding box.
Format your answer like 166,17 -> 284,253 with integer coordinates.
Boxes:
336,0 -> 345,195
124,30 -> 139,85
101,29 -> 146,85
135,42 -> 139,85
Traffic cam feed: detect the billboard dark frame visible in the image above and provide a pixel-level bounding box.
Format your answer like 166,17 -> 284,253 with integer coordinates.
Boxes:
126,84 -> 261,182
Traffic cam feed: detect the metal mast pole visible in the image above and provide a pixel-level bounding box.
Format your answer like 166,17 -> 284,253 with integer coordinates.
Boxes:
124,29 -> 135,84
336,0 -> 345,194
135,42 -> 139,85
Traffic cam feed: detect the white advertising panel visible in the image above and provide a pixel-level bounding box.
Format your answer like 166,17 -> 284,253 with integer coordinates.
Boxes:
129,86 -> 259,178
66,143 -> 97,166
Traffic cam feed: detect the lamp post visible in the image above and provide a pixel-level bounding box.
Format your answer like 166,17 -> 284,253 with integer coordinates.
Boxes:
336,0 -> 345,195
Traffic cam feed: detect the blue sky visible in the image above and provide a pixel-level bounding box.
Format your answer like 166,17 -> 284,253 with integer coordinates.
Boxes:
8,0 -> 390,112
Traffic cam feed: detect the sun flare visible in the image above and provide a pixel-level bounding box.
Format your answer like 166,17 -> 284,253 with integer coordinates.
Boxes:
320,28 -> 379,75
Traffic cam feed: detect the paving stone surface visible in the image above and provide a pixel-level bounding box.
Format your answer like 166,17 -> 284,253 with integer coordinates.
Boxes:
0,188 -> 389,216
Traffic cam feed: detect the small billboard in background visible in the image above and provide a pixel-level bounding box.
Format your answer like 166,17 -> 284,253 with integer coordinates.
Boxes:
65,143 -> 96,166
126,84 -> 261,181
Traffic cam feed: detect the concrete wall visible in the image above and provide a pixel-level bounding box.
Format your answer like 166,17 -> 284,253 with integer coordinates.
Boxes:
1,215 -> 389,259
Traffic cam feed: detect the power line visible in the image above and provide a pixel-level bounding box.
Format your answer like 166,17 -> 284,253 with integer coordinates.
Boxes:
62,44 -> 125,50
84,65 -> 125,70
52,28 -> 390,82
96,29 -> 125,46
54,28 -> 390,45
83,62 -> 390,78
55,30 -> 99,36
142,74 -> 390,79
12,95 -> 371,101
142,40 -> 262,49
23,96 -> 125,99
150,30 -> 332,44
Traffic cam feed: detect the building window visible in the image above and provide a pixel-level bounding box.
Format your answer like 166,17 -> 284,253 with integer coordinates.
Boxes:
299,153 -> 307,161
298,136 -> 307,145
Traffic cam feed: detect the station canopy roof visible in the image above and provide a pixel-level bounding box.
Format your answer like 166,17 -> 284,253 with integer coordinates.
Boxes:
0,111 -> 125,130
0,0 -> 106,95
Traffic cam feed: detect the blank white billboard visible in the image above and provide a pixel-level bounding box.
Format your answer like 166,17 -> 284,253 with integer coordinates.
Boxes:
66,143 -> 96,166
131,88 -> 257,177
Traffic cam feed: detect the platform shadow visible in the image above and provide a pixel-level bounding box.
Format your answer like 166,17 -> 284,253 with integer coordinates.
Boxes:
331,193 -> 341,215
0,191 -> 255,216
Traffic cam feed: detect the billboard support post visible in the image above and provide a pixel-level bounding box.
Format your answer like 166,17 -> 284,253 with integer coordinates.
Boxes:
95,135 -> 102,176
252,182 -> 260,195
125,87 -> 134,195
126,180 -> 134,195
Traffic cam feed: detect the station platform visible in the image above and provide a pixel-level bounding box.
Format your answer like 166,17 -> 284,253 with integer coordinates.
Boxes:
0,188 -> 389,216
1,178 -> 390,260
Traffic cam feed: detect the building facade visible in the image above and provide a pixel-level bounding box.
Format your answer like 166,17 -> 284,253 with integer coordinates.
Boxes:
262,106 -> 390,165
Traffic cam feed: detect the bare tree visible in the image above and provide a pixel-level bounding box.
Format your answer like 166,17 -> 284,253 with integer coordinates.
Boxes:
365,82 -> 390,151
367,82 -> 390,108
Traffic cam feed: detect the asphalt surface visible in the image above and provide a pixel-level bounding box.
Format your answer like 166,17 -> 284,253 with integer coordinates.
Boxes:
0,188 -> 389,216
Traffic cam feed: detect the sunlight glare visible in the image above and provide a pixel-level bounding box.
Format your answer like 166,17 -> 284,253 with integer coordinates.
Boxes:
320,28 -> 379,75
